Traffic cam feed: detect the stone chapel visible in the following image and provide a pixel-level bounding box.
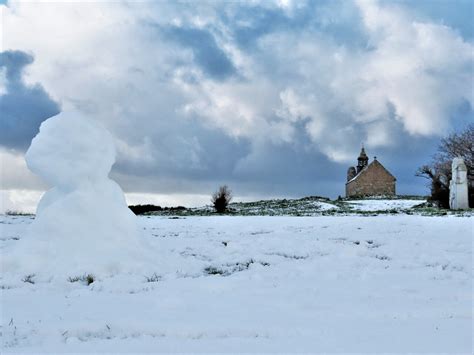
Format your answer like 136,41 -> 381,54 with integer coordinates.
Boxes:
346,147 -> 396,197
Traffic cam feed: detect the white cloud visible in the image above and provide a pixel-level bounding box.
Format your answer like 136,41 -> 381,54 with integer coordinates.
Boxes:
261,0 -> 474,160
355,0 -> 473,135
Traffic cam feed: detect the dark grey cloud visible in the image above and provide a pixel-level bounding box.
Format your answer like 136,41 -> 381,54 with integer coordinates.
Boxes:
0,50 -> 60,151
161,25 -> 237,80
113,119 -> 252,182
0,50 -> 33,82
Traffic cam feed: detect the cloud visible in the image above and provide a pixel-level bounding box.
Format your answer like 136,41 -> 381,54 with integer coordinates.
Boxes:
243,0 -> 473,160
0,0 -> 472,203
354,0 -> 473,135
0,50 -> 60,151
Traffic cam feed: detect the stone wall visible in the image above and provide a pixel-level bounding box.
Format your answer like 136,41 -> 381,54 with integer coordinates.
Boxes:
346,160 -> 396,197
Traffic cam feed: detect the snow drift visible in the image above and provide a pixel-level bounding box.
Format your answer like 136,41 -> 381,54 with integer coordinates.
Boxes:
3,111 -> 154,281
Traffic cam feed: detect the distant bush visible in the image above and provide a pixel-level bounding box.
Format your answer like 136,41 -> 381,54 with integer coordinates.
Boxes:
129,205 -> 187,215
166,206 -> 186,211
211,185 -> 232,213
6,210 -> 33,216
129,204 -> 162,215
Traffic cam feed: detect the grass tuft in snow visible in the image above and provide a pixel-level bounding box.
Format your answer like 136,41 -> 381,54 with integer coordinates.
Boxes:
68,274 -> 95,285
21,274 -> 35,284
145,273 -> 162,282
204,259 -> 270,276
268,252 -> 308,260
204,266 -> 227,276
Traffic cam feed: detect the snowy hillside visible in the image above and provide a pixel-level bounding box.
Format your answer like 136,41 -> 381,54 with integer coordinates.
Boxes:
1,214 -> 472,353
137,196 -> 468,216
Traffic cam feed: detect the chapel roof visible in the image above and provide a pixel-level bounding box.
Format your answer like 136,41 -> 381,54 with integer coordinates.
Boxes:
346,158 -> 396,184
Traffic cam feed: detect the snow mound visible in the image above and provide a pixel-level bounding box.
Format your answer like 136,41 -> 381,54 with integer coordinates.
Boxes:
4,112 -> 155,281
310,200 -> 339,211
345,199 -> 425,211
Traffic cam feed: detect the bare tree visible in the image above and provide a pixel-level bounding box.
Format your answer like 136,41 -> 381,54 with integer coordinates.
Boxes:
416,124 -> 473,208
212,185 -> 232,213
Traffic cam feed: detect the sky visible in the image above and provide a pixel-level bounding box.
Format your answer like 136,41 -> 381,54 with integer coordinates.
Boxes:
0,0 -> 473,212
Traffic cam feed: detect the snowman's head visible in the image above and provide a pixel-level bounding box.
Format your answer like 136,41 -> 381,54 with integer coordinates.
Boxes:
25,111 -> 116,189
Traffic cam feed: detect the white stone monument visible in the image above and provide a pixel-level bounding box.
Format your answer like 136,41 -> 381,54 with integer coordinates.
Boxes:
449,157 -> 469,210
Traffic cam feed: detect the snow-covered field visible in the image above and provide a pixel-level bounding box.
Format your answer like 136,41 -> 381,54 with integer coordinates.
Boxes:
1,214 -> 472,353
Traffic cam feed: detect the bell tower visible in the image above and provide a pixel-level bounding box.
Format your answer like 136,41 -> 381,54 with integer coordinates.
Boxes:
356,146 -> 369,174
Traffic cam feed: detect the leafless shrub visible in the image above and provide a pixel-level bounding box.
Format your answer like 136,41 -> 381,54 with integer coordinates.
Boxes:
211,185 -> 232,213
